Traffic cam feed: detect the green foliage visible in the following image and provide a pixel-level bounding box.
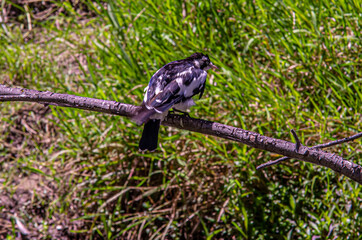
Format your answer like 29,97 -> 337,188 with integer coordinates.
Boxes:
0,0 -> 361,239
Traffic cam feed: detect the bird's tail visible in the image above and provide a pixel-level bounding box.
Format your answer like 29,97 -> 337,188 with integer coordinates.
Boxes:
139,119 -> 160,151
132,104 -> 157,126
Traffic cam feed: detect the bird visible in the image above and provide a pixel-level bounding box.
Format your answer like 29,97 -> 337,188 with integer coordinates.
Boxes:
133,52 -> 217,151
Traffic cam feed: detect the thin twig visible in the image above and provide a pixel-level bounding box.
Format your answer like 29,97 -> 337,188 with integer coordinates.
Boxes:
291,129 -> 301,152
257,132 -> 362,170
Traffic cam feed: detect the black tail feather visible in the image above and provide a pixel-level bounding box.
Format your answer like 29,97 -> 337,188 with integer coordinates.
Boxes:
139,119 -> 160,151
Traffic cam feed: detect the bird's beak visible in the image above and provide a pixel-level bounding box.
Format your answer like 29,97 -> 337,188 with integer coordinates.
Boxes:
210,62 -> 218,70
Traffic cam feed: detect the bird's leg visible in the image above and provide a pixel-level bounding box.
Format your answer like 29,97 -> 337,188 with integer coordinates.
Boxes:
172,108 -> 191,117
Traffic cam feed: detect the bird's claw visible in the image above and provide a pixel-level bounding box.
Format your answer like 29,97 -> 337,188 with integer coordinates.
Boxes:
182,112 -> 191,118
172,109 -> 191,118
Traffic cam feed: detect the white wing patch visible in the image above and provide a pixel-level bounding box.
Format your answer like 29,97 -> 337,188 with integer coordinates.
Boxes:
193,60 -> 200,68
176,67 -> 193,77
175,77 -> 183,86
143,86 -> 149,103
155,86 -> 162,95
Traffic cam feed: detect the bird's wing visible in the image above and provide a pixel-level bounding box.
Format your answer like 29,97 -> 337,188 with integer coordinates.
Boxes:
145,67 -> 207,113
144,60 -> 186,103
147,81 -> 183,113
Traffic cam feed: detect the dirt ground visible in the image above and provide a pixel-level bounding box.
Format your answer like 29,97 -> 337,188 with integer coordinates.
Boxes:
1,1 -> 97,238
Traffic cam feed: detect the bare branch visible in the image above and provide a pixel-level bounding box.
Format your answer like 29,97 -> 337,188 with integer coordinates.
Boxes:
257,132 -> 362,170
1,84 -> 362,184
0,84 -> 138,117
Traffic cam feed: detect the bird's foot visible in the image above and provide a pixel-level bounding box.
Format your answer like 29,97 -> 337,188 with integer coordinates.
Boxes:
172,109 -> 191,118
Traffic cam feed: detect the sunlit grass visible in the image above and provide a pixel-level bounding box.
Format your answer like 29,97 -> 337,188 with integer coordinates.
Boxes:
0,0 -> 361,239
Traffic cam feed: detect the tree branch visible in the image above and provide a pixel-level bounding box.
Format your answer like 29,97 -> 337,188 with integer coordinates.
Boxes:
1,84 -> 361,184
257,132 -> 362,170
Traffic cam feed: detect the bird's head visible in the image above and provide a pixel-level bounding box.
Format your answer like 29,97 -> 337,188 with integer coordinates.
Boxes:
188,52 -> 218,70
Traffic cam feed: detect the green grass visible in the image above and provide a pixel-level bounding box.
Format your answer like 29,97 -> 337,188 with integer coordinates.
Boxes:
0,0 -> 361,239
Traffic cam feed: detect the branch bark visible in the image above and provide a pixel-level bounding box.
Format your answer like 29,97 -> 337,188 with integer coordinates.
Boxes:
1,84 -> 361,184
257,132 -> 362,170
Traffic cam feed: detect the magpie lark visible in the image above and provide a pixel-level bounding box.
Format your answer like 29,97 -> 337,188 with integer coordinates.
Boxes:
133,53 -> 217,151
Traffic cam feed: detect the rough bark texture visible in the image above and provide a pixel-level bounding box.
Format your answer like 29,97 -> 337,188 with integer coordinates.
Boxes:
163,115 -> 362,183
1,85 -> 361,184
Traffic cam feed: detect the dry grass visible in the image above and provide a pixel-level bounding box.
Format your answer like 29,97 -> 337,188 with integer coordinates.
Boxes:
1,0 -> 361,239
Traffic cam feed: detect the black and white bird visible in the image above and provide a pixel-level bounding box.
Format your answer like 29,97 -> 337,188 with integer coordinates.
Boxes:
133,52 -> 217,151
